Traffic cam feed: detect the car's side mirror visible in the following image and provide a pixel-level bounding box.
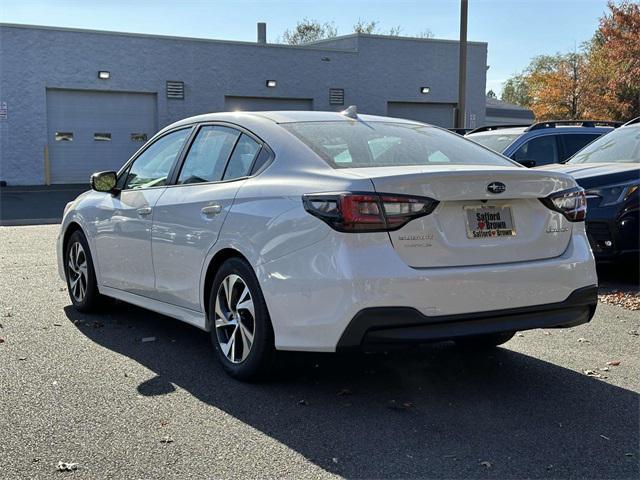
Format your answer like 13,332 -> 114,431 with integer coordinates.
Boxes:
520,159 -> 537,168
90,171 -> 118,193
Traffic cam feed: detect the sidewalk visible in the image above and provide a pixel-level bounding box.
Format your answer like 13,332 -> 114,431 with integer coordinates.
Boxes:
0,184 -> 88,226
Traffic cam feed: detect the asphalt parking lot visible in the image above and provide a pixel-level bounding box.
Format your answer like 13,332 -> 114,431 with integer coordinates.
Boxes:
1,225 -> 638,479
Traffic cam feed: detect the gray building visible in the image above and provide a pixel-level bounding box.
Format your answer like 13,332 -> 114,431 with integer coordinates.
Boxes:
485,96 -> 535,125
0,23 -> 488,185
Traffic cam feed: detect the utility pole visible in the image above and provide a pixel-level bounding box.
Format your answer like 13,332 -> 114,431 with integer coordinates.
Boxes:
456,0 -> 468,129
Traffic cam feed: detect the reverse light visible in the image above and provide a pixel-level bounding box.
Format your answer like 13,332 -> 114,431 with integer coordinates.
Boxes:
302,192 -> 438,232
540,187 -> 587,222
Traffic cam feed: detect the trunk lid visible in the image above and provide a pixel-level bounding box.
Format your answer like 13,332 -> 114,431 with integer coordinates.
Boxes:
341,165 -> 577,268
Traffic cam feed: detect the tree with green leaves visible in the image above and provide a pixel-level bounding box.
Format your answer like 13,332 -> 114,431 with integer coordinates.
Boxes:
281,19 -> 338,45
280,19 -> 431,44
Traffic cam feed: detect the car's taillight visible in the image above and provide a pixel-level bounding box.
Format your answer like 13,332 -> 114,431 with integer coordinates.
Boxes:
540,187 -> 587,222
302,192 -> 438,232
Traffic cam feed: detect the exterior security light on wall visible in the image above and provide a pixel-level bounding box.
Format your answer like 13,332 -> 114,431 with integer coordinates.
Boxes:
420,86 -> 430,94
266,80 -> 277,88
98,71 -> 110,79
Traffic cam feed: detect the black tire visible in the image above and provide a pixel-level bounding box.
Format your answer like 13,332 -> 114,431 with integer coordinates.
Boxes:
454,331 -> 516,349
64,230 -> 103,312
208,257 -> 276,381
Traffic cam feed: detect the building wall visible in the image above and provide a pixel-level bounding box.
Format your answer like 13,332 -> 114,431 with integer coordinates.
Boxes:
0,24 -> 487,185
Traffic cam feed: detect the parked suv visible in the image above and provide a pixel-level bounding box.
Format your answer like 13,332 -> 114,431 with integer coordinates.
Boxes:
466,120 -> 622,167
538,117 -> 639,264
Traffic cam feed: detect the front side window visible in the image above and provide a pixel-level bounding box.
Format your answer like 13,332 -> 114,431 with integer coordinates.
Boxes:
123,128 -> 191,189
177,126 -> 240,185
283,121 -> 517,168
512,135 -> 559,166
569,126 -> 640,164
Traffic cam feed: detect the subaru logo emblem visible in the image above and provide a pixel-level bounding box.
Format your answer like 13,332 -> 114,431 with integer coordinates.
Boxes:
487,182 -> 506,194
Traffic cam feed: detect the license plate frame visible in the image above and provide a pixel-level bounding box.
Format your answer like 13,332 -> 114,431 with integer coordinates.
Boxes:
464,205 -> 516,239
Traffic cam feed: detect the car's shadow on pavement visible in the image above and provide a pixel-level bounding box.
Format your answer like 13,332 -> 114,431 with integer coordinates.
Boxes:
64,303 -> 639,479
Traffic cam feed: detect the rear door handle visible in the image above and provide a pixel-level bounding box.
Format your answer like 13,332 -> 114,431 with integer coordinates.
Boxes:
137,207 -> 152,216
201,204 -> 222,216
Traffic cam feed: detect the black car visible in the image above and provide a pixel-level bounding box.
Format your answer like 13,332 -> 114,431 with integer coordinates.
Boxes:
539,118 -> 639,264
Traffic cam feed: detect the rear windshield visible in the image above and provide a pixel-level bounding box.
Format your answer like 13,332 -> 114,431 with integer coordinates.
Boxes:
568,126 -> 640,164
283,121 -> 518,168
466,132 -> 521,153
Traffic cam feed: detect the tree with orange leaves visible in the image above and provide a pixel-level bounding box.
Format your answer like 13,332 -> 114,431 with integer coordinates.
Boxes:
583,1 -> 640,120
502,1 -> 640,122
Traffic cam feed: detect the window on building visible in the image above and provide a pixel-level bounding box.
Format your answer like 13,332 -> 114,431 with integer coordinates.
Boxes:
131,133 -> 148,142
55,132 -> 73,142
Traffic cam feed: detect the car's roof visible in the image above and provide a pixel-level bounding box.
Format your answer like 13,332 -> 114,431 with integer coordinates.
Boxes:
164,110 -> 424,132
467,125 -> 615,137
467,127 -> 527,136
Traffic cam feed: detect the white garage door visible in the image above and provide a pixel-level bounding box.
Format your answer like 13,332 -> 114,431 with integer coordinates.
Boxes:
46,89 -> 157,184
224,96 -> 313,112
387,102 -> 456,128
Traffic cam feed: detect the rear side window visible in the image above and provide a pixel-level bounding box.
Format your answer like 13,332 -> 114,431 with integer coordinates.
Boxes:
223,134 -> 261,180
467,132 -> 520,153
512,135 -> 559,166
283,121 -> 517,168
178,126 -> 240,184
560,134 -> 601,160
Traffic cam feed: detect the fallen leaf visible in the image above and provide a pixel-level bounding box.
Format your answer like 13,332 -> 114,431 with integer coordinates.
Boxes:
160,436 -> 174,444
480,461 -> 492,468
577,337 -> 590,343
56,461 -> 78,471
18,356 -> 26,361
516,333 -> 524,337
607,361 -> 621,366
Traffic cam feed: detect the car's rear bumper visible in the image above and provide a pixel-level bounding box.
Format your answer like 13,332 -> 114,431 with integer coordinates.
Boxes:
259,225 -> 598,352
337,285 -> 598,350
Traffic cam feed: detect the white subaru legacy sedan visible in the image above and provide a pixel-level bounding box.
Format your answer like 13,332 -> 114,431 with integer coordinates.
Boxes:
58,110 -> 598,379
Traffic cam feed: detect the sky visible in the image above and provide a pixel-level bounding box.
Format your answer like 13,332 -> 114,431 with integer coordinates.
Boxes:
0,0 -> 611,95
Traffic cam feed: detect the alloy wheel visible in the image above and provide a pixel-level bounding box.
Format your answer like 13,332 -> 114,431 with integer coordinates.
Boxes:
67,242 -> 88,302
214,274 -> 256,363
